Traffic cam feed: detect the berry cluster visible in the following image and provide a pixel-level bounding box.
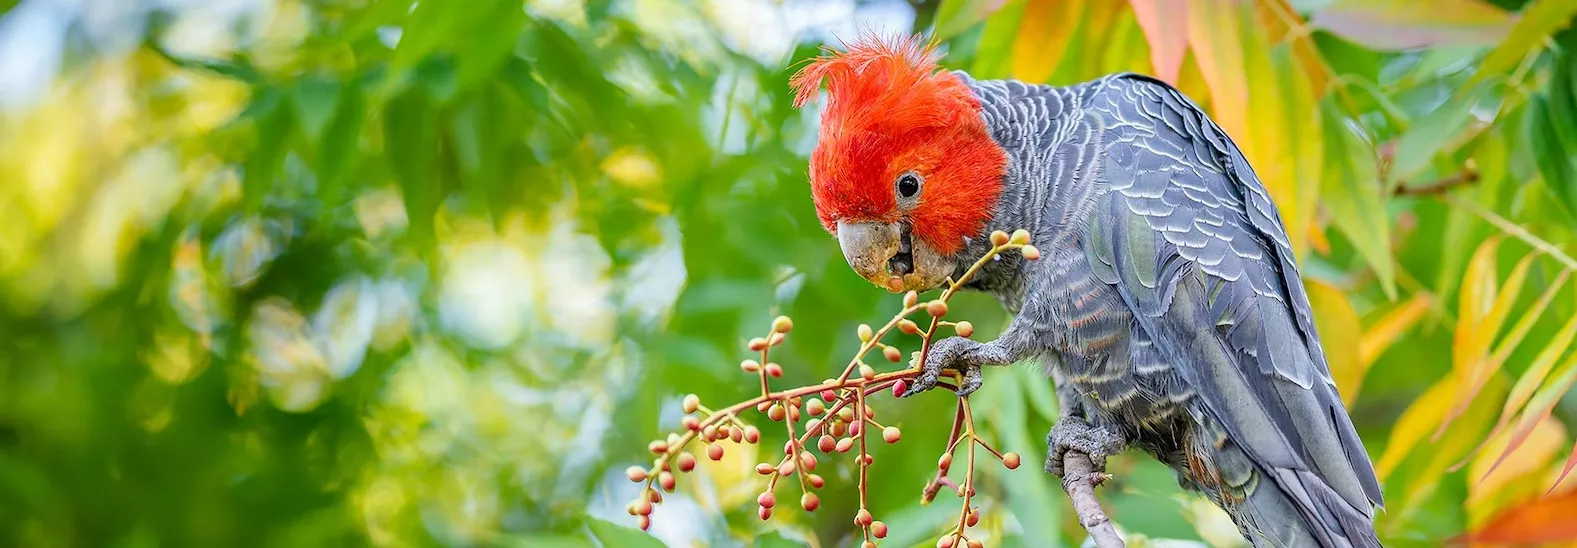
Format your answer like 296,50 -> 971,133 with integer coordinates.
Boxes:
625,230 -> 1040,547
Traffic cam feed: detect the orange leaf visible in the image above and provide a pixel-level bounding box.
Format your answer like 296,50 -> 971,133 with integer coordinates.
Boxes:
1479,355 -> 1577,491
1126,0 -> 1188,84
1469,415 -> 1567,510
1459,488 -> 1577,544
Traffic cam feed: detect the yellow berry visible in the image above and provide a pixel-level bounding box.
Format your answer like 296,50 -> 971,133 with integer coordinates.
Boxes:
989,230 -> 1009,246
857,323 -> 873,341
772,315 -> 793,333
927,300 -> 949,317
955,321 -> 975,338
1010,228 -> 1032,245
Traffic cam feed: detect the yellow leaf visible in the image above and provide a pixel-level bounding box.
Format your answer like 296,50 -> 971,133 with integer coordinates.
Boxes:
1008,0 -> 1086,83
1376,374 -> 1458,480
1359,293 -> 1432,369
1186,0 -> 1250,156
1500,311 -> 1577,427
1308,280 -> 1365,406
1440,251 -> 1536,438
1453,237 -> 1506,373
1469,416 -> 1567,523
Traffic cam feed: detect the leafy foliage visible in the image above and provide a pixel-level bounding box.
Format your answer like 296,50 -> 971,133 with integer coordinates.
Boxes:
2,0 -> 1577,545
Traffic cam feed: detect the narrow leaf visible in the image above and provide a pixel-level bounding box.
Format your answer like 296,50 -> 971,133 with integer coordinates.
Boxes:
1472,0 -> 1577,84
1468,415 -> 1566,510
1389,77 -> 1501,186
933,0 -> 1012,39
1308,0 -> 1514,51
1480,354 -> 1577,485
968,0 -> 1028,79
1439,251 -> 1537,438
1320,101 -> 1396,298
1008,0 -> 1087,83
1359,293 -> 1432,369
1127,0 -> 1189,84
1308,280 -> 1366,406
1376,374 -> 1458,480
1500,310 -> 1577,427
1186,0 -> 1250,153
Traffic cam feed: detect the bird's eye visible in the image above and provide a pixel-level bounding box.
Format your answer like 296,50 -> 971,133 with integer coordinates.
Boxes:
896,172 -> 922,201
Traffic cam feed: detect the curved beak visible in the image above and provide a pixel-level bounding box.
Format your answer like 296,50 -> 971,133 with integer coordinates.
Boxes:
836,220 -> 907,292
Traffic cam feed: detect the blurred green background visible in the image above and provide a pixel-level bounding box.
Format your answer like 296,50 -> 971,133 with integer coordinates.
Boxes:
4,0 -> 1577,546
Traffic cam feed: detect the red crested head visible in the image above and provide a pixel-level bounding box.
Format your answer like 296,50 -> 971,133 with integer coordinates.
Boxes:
790,33 -> 1007,291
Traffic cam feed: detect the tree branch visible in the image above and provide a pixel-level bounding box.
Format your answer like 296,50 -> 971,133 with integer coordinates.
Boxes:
1054,385 -> 1125,548
1060,450 -> 1124,548
1393,168 -> 1480,197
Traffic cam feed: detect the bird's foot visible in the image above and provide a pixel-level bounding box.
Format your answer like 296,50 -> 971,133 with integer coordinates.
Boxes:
1045,416 -> 1127,478
899,336 -> 984,398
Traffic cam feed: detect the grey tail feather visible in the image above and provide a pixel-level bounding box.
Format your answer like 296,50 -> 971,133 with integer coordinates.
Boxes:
1225,467 -> 1381,548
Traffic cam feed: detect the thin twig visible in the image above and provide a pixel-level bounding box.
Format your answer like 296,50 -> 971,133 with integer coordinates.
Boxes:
1444,194 -> 1577,270
1394,169 -> 1481,197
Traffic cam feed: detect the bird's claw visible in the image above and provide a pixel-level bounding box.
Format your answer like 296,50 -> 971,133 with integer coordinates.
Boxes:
899,337 -> 981,398
1045,416 -> 1127,477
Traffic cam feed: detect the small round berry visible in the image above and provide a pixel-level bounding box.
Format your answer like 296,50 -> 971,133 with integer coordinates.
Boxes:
765,363 -> 784,378
744,426 -> 761,443
707,444 -> 724,461
858,323 -> 874,341
860,364 -> 877,380
799,452 -> 817,471
772,315 -> 793,334
806,398 -> 826,416
757,491 -> 776,508
848,421 -> 862,436
967,539 -> 984,548
863,454 -> 875,465
1010,228 -> 1032,245
806,418 -> 822,433
758,505 -> 772,521
768,404 -> 786,422
769,332 -> 785,346
892,379 -> 908,397
990,230 -> 1010,246
880,345 -> 900,362
872,521 -> 889,539
837,406 -> 855,422
898,319 -> 920,335
854,508 -> 873,527
777,460 -> 796,476
756,463 -> 774,475
818,435 -> 836,453
835,437 -> 854,453
657,471 -> 676,491
634,499 -> 652,516
808,473 -> 825,488
927,300 -> 949,317
677,453 -> 697,472
937,535 -> 956,548
904,291 -> 919,308
681,416 -> 700,431
1003,452 -> 1022,470
831,420 -> 848,437
864,542 -> 877,548
966,507 -> 980,527
939,453 -> 953,469
682,394 -> 700,413
637,515 -> 651,531
882,426 -> 902,443
647,489 -> 662,503
730,427 -> 744,443
820,387 -> 838,401
702,425 -> 719,440
783,440 -> 795,455
801,492 -> 820,511
748,337 -> 768,351
626,466 -> 648,482
864,405 -> 876,419
954,321 -> 975,338
648,441 -> 669,455
741,359 -> 761,373
1021,244 -> 1041,260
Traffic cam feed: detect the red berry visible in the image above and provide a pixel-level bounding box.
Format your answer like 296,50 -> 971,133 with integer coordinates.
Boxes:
681,416 -> 700,431
893,379 -> 908,397
967,539 -> 984,548
657,471 -> 675,491
707,444 -> 724,461
730,426 -> 744,443
808,473 -> 825,488
820,388 -> 838,402
758,505 -> 772,521
860,364 -> 877,380
626,466 -> 647,482
882,426 -> 901,443
818,435 -> 836,453
939,453 -> 953,469
638,515 -> 651,531
634,499 -> 652,516
757,491 -> 776,508
872,521 -> 889,538
765,362 -> 783,378
967,506 -> 980,527
1003,452 -> 1022,470
801,492 -> 820,511
863,454 -> 875,465
777,459 -> 796,476
756,463 -> 774,475
677,453 -> 696,472
835,437 -> 854,453
937,535 -> 956,548
748,337 -> 768,351
744,426 -> 761,443
799,452 -> 817,471
884,346 -> 902,362
854,508 -> 873,526
648,441 -> 668,455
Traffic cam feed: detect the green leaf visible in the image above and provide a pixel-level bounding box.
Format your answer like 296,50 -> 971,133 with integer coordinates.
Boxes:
1527,54 -> 1577,217
968,0 -> 1028,79
317,78 -> 365,217
242,87 -> 295,213
1472,0 -> 1577,83
1390,77 -> 1502,186
933,0 -> 1012,39
585,516 -> 666,548
750,531 -> 807,548
1309,0 -> 1514,51
1319,100 -> 1396,299
383,87 -> 442,244
454,0 -> 527,94
992,367 -> 1065,546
